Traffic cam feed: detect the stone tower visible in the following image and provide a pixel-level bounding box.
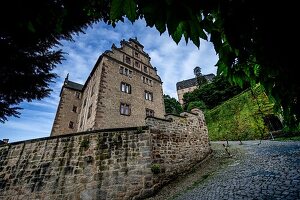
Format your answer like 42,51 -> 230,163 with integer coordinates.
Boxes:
51,38 -> 165,136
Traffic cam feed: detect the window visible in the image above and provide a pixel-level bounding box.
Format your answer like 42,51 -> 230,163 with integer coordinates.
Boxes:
142,76 -> 153,86
144,66 -> 148,73
121,82 -> 131,94
125,56 -> 131,64
120,103 -> 131,116
135,61 -> 140,68
75,92 -> 81,99
72,105 -> 77,113
145,91 -> 153,101
119,66 -> 124,74
119,66 -> 133,77
69,121 -> 74,129
146,109 -> 154,117
83,98 -> 87,107
135,51 -> 139,58
87,104 -> 92,119
91,84 -> 95,96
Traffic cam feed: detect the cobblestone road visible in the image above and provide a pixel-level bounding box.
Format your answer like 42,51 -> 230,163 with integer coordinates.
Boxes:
175,141 -> 300,200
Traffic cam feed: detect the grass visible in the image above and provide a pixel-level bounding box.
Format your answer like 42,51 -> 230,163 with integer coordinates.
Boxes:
274,136 -> 300,141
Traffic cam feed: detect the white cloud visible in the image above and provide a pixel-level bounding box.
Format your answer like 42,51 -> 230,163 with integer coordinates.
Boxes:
0,18 -> 218,142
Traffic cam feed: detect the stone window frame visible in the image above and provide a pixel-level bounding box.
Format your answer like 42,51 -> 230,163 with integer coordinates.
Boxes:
134,51 -> 139,58
87,104 -> 92,119
125,56 -> 131,65
145,108 -> 154,117
134,61 -> 140,68
75,91 -> 81,99
143,65 -> 148,73
68,121 -> 74,129
72,105 -> 77,113
142,76 -> 153,86
145,90 -> 153,101
119,66 -> 133,77
79,119 -> 83,128
91,84 -> 96,96
120,103 -> 131,116
83,98 -> 87,107
120,82 -> 131,94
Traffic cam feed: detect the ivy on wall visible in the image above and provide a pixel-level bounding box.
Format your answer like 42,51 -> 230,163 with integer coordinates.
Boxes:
205,85 -> 275,141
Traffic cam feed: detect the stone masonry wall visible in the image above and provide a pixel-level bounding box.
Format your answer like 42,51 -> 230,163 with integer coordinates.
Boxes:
51,87 -> 82,136
146,108 -> 211,184
0,109 -> 210,200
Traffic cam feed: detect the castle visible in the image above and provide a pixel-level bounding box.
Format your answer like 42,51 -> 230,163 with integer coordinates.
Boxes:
51,38 -> 165,136
0,38 -> 211,200
176,67 -> 215,105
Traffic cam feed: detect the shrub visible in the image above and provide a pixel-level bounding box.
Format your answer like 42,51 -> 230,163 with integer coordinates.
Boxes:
151,163 -> 161,174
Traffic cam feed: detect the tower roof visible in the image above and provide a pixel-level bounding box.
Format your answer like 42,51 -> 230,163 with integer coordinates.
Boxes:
64,80 -> 83,91
176,74 -> 215,90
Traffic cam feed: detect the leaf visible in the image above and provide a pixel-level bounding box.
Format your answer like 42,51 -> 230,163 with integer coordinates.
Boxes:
189,21 -> 200,47
155,20 -> 166,34
27,21 -> 35,33
253,64 -> 260,77
110,0 -> 123,20
210,31 -> 222,53
183,31 -> 189,44
166,16 -> 179,36
171,22 -> 184,44
124,0 -> 137,22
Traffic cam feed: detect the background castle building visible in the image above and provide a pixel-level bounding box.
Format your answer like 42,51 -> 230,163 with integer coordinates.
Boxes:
51,38 -> 165,136
176,67 -> 215,105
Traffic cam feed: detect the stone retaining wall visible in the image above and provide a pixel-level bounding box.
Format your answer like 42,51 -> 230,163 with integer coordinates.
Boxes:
0,109 -> 210,200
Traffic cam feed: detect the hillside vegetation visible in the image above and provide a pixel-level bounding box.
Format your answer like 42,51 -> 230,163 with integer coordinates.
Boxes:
205,85 -> 275,141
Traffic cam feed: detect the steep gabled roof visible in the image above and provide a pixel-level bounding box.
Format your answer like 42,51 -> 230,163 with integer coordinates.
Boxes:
176,78 -> 198,90
64,80 -> 84,91
176,74 -> 215,90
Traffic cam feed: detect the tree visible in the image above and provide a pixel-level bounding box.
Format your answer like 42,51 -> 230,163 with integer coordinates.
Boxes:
110,0 -> 298,128
1,0 -> 299,129
186,101 -> 206,112
183,75 -> 245,109
0,0 -> 110,122
194,66 -> 208,87
164,95 -> 183,115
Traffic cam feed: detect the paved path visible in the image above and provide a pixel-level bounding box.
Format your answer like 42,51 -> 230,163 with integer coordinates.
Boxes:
175,141 -> 300,200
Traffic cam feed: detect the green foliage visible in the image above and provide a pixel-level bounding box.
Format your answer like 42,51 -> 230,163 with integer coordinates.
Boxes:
0,0 -> 110,122
196,75 -> 208,88
1,0 -> 299,129
151,163 -> 161,174
183,75 -> 245,110
275,136 -> 300,142
205,85 -> 274,141
187,101 -> 206,112
80,139 -> 90,150
164,94 -> 183,115
136,126 -> 143,133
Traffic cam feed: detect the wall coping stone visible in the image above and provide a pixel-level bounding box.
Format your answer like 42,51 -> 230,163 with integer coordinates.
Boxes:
164,113 -> 186,118
0,126 -> 149,147
145,116 -> 174,122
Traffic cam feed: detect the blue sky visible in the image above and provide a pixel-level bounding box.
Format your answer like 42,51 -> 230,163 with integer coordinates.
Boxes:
0,19 -> 218,142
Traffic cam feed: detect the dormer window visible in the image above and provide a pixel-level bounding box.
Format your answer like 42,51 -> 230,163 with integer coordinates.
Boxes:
135,61 -> 140,68
144,66 -> 148,73
125,56 -> 131,64
135,51 -> 139,58
119,66 -> 133,77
